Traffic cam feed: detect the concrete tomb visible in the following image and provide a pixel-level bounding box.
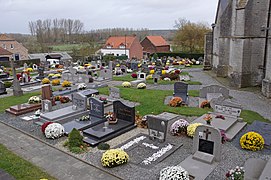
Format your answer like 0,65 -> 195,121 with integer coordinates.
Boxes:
83,100 -> 136,146
39,92 -> 88,125
192,97 -> 246,140
179,125 -> 222,180
244,158 -> 271,180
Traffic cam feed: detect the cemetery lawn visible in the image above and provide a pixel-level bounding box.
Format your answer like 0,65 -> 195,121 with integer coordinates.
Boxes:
0,92 -> 40,113
113,74 -> 202,85
98,87 -> 208,116
0,144 -> 57,180
240,110 -> 270,124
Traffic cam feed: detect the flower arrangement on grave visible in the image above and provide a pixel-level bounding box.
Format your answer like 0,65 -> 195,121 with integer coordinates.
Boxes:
131,73 -> 137,78
63,128 -> 88,154
164,77 -> 171,81
59,96 -> 70,103
62,80 -> 71,87
220,130 -> 229,143
203,114 -> 213,124
185,64 -> 191,67
53,74 -> 61,78
187,123 -> 202,137
101,149 -> 129,168
159,166 -> 189,180
48,73 -> 54,78
126,69 -> 132,73
150,69 -> 155,74
54,96 -> 61,101
28,96 -> 41,104
200,100 -> 211,108
170,119 -> 190,135
135,114 -> 147,128
172,61 -> 179,65
122,81 -> 131,88
77,83 -> 87,90
97,143 -> 110,150
225,166 -> 244,180
51,79 -> 60,86
175,69 -> 181,74
240,132 -> 264,151
99,97 -> 108,104
216,114 -> 225,120
26,68 -> 33,72
79,115 -> 89,121
137,83 -> 146,89
44,123 -> 65,139
146,74 -> 153,80
162,70 -> 166,75
105,112 -> 117,124
169,73 -> 180,81
41,122 -> 53,133
42,78 -> 50,84
35,109 -> 41,117
169,97 -> 183,107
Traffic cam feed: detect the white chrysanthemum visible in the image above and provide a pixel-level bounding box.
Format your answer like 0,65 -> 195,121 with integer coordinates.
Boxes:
164,77 -> 171,81
137,83 -> 146,89
44,123 -> 65,139
159,166 -> 189,180
77,83 -> 87,90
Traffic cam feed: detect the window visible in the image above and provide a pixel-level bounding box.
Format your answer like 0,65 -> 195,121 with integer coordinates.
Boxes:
119,45 -> 125,49
3,44 -> 6,49
11,44 -> 14,49
106,45 -> 112,49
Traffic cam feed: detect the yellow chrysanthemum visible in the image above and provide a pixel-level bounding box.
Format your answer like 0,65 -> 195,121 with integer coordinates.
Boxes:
101,149 -> 129,168
240,132 -> 264,151
187,123 -> 202,137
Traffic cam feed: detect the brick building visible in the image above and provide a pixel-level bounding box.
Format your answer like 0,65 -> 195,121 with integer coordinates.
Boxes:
140,36 -> 170,56
204,0 -> 271,98
100,35 -> 143,59
0,34 -> 28,60
0,47 -> 13,61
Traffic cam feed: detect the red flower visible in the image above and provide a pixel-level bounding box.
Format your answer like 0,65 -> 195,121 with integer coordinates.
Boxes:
41,122 -> 53,133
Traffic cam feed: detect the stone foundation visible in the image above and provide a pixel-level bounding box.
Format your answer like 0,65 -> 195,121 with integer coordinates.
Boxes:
262,79 -> 271,98
216,65 -> 228,77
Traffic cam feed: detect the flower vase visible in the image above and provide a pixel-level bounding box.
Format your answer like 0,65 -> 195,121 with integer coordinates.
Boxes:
206,120 -> 211,125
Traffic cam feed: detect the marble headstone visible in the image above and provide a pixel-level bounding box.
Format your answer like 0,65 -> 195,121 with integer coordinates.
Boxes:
109,87 -> 120,99
72,92 -> 87,110
89,97 -> 104,119
200,85 -> 229,99
147,116 -> 168,142
113,100 -> 135,123
41,99 -> 52,113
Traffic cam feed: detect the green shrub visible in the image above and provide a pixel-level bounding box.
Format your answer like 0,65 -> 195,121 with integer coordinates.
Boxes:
68,128 -> 84,148
4,81 -> 12,88
70,147 -> 85,154
97,143 -> 110,150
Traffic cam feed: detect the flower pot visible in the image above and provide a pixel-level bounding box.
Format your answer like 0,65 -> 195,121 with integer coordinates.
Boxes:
206,120 -> 211,125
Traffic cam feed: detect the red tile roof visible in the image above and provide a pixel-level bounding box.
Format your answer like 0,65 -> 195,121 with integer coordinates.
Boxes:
0,47 -> 12,55
104,36 -> 137,49
145,36 -> 169,46
0,34 -> 15,41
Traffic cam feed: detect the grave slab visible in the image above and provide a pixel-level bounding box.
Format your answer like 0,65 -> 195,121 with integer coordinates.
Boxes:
244,121 -> 271,146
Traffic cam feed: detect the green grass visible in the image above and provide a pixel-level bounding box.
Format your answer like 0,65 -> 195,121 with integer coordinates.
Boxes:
113,74 -> 202,85
0,92 -> 41,113
49,44 -> 84,52
240,110 -> 270,124
98,87 -> 208,116
0,144 -> 56,180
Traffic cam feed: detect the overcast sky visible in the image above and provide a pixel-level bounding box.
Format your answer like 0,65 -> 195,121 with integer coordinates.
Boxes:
0,0 -> 218,34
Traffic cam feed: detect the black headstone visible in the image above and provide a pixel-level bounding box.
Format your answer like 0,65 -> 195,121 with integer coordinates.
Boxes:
89,97 -> 104,119
113,100 -> 135,123
173,82 -> 188,104
198,139 -> 214,155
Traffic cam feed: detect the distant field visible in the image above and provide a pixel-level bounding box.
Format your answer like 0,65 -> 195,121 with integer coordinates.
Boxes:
49,44 -> 84,52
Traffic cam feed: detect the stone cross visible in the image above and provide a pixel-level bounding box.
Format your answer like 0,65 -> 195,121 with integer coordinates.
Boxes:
10,58 -> 23,96
203,129 -> 211,140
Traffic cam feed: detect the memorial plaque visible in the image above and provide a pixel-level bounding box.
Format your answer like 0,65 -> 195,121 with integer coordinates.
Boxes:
72,92 -> 87,110
198,139 -> 214,155
89,97 -> 104,118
